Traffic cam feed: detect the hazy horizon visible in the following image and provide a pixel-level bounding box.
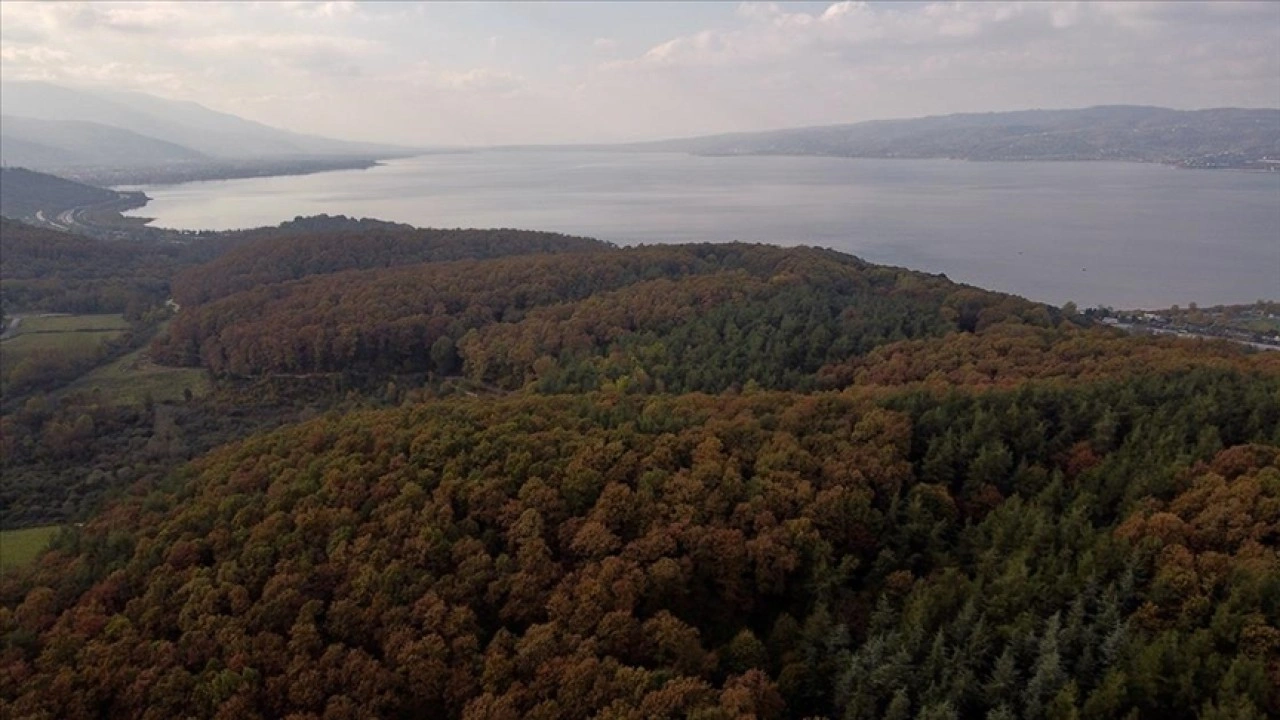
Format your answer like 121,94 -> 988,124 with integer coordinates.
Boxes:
2,1 -> 1278,146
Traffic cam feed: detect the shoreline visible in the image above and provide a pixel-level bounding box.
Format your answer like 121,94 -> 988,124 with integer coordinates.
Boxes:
76,150 -> 1280,196
57,155 -> 412,190
26,153 -> 1273,312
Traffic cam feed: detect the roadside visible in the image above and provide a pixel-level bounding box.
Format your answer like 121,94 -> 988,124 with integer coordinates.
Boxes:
1091,303 -> 1280,352
27,192 -> 151,237
1111,322 -> 1280,352
0,315 -> 21,341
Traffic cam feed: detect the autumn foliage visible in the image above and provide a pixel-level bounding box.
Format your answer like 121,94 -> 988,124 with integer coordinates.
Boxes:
2,227 -> 1278,719
155,241 -> 1052,390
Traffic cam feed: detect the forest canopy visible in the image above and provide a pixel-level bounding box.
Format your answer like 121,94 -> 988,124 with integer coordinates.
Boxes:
3,369 -> 1278,718
155,241 -> 1056,392
1,220 -> 1277,719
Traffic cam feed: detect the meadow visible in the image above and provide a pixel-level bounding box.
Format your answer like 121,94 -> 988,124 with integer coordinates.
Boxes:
63,335 -> 210,405
0,525 -> 59,571
0,313 -> 128,394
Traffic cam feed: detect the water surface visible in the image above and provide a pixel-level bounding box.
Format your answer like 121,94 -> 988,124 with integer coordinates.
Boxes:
125,151 -> 1280,308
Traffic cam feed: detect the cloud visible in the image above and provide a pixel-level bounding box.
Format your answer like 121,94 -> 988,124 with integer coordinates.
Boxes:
1,1 -> 1275,145
181,32 -> 381,70
0,46 -> 71,65
5,59 -> 190,94
616,1 -> 1275,72
404,64 -> 525,94
277,1 -> 359,20
439,68 -> 523,93
7,2 -> 183,35
185,33 -> 377,54
605,2 -> 1277,100
616,3 -> 1028,69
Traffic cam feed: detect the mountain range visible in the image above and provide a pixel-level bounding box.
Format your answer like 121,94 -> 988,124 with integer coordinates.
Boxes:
3,83 -> 1278,184
0,81 -> 415,174
620,105 -> 1280,169
0,114 -> 208,169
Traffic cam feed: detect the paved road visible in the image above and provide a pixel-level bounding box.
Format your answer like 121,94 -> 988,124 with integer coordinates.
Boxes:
29,192 -> 148,234
33,210 -> 69,232
0,316 -> 22,342
1114,322 -> 1280,352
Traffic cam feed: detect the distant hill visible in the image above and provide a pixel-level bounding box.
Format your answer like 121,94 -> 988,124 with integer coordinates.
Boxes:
625,106 -> 1280,169
0,167 -> 127,220
173,216 -> 612,305
0,81 -> 417,176
0,115 -> 208,168
0,81 -> 412,159
154,240 -> 1051,382
0,215 -> 186,315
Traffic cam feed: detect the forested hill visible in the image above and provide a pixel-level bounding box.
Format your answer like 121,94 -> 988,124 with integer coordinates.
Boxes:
0,168 -> 127,221
156,238 -> 1053,387
625,106 -> 1280,169
173,218 -> 611,306
0,217 -> 188,314
2,226 -> 1278,719
0,215 -> 607,315
4,366 -> 1278,718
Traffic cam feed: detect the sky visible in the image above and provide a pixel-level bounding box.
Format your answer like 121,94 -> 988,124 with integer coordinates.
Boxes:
1,1 -> 1277,146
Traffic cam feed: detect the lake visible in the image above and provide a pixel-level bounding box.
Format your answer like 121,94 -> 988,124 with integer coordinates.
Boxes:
123,151 -> 1280,309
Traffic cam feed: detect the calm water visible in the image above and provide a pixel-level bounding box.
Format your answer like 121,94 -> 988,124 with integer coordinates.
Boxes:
124,152 -> 1279,308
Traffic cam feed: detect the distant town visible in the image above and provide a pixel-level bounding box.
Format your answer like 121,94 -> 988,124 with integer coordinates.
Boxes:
1090,302 -> 1280,351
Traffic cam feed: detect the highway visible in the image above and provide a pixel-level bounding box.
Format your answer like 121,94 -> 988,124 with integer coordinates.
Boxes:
29,191 -> 148,234
33,210 -> 70,232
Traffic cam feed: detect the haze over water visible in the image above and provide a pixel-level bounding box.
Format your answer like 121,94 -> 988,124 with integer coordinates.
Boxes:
127,152 -> 1279,309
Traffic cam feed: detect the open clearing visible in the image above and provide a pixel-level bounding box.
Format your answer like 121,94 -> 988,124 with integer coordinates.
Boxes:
15,314 -> 131,334
2,314 -> 208,403
0,525 -> 60,571
2,329 -> 120,363
64,338 -> 210,405
0,313 -> 131,395
0,314 -> 126,384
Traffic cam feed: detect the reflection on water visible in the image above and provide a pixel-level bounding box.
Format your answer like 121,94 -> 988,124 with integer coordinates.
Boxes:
124,151 -> 1280,308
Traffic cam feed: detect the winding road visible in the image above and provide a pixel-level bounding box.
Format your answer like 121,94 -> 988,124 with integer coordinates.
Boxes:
30,192 -> 149,234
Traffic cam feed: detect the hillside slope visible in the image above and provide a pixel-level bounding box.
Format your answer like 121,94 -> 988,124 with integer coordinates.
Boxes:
172,218 -> 611,306
0,81 -> 412,159
2,227 -> 1277,719
3,368 -> 1277,718
1,115 -> 209,168
628,106 -> 1280,169
0,168 -> 126,220
155,241 -> 1052,387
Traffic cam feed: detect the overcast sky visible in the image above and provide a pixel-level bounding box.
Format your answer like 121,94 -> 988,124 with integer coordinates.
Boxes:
1,1 -> 1277,145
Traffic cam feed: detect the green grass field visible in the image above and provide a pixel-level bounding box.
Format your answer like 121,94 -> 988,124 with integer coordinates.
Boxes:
0,314 -> 130,394
1,314 -> 210,404
64,340 -> 211,405
16,314 -> 131,334
0,525 -> 60,571
2,329 -> 122,363
2,314 -> 129,359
